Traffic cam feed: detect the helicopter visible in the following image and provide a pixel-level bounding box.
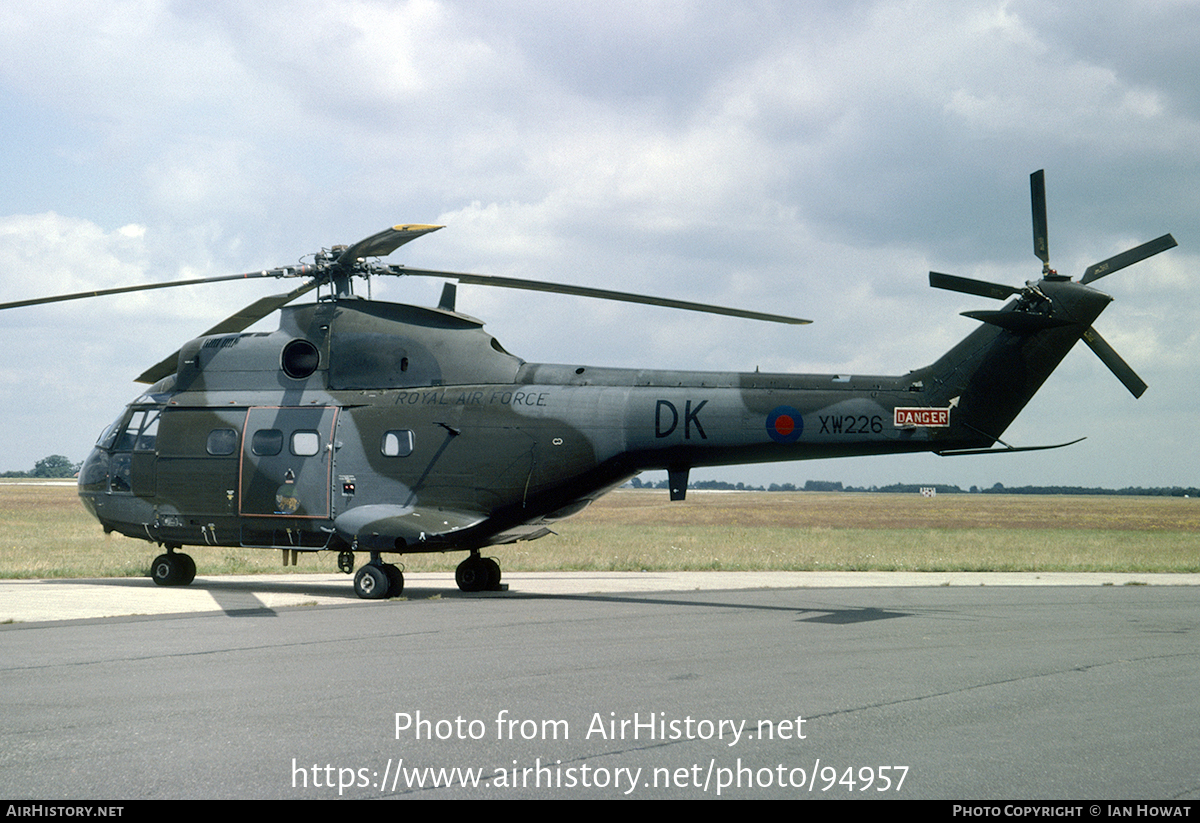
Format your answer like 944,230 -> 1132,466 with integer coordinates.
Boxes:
0,170 -> 1176,599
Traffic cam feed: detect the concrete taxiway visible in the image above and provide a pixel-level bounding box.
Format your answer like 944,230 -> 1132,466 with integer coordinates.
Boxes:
3,570 -> 1199,623
2,573 -> 1198,800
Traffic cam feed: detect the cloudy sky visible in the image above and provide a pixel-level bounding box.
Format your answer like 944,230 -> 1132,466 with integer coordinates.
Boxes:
1,0 -> 1196,491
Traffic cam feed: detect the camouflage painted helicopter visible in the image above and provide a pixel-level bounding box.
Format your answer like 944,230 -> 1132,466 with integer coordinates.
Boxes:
1,171 -> 1175,599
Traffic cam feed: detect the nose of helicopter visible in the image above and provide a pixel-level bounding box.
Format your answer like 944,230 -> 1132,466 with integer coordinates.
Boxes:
76,446 -> 109,520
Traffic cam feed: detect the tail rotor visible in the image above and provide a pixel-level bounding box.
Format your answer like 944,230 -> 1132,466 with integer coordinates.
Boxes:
929,169 -> 1175,398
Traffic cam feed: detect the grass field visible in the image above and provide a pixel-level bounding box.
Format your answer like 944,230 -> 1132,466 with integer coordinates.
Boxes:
2,480 -> 1198,579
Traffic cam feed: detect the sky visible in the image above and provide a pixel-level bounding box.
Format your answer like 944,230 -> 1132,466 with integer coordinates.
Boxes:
1,0 -> 1197,490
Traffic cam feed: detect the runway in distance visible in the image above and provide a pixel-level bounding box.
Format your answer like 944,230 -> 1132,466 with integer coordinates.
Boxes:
0,170 -> 1175,598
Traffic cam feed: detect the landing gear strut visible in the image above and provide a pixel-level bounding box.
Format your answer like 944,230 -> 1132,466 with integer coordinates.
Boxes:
353,551 -> 404,600
150,547 -> 196,586
455,551 -> 502,593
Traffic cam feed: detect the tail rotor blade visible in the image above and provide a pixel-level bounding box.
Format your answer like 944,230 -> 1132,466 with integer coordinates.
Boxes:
1082,326 -> 1147,398
931,170 -> 1170,402
1081,233 -> 1177,285
1031,169 -> 1049,266
929,272 -> 1021,300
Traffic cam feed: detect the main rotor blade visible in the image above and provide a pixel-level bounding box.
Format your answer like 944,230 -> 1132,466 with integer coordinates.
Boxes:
134,279 -> 321,385
389,266 -> 812,325
1080,233 -> 1177,285
1031,169 -> 1049,265
929,271 -> 1021,300
336,225 -> 443,266
199,279 -> 322,337
0,268 -> 307,312
1081,326 -> 1147,398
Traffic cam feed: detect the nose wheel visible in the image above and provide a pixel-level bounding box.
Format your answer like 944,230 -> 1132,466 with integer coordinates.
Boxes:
455,552 -> 503,592
150,548 -> 196,586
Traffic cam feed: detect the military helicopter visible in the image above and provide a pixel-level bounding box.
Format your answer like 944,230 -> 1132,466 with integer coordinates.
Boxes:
1,170 -> 1176,599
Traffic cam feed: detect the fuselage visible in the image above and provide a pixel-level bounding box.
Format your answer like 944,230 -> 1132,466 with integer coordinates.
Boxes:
77,281 -> 1112,556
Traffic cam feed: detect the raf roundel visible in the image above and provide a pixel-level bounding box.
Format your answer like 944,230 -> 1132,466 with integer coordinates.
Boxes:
766,405 -> 803,443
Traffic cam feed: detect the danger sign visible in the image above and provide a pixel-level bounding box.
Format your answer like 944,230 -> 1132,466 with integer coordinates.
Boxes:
894,407 -> 950,427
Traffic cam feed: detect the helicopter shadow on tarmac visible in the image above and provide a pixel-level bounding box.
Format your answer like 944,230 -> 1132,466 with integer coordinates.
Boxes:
510,590 -> 913,625
43,574 -> 915,623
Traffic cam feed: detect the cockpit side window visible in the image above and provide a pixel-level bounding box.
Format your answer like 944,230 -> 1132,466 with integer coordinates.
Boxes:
108,409 -> 160,452
135,411 -> 160,451
96,420 -> 120,451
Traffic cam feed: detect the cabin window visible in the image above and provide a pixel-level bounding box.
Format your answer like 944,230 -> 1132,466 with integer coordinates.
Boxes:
251,429 -> 284,456
381,430 -> 414,457
291,431 -> 321,456
206,429 -> 238,456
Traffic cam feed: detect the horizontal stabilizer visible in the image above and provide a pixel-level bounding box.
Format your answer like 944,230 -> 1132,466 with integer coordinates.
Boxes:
961,309 -> 1070,332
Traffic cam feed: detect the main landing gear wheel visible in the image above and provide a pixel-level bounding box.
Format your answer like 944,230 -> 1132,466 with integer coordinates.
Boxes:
483,557 -> 501,588
150,551 -> 196,586
455,553 -> 502,593
354,562 -> 404,599
382,563 -> 404,597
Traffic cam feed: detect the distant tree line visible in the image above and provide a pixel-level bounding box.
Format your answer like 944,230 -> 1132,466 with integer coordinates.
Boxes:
627,477 -> 1199,497
2,455 -> 81,479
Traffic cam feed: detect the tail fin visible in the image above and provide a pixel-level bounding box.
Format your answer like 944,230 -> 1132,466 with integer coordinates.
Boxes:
918,280 -> 1113,445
